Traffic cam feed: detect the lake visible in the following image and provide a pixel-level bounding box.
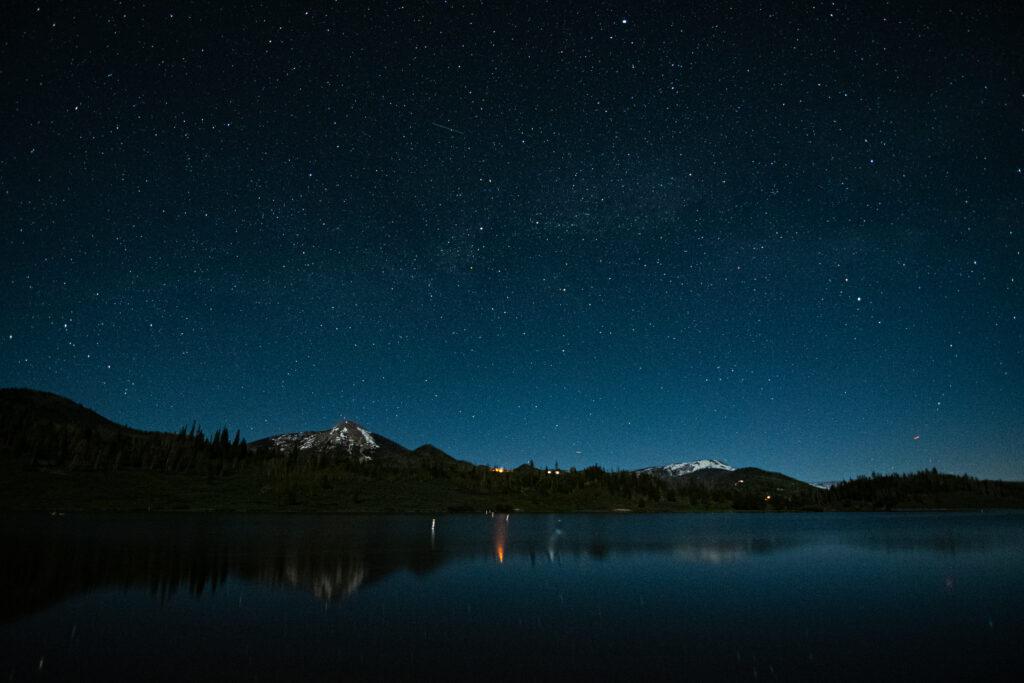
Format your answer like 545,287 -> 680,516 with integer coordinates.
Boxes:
2,512 -> 1023,681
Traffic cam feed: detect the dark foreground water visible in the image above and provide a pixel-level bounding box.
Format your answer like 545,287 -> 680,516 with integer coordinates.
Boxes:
2,512 -> 1023,681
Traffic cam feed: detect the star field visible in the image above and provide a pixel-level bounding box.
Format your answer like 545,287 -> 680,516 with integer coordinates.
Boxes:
2,1 -> 1022,480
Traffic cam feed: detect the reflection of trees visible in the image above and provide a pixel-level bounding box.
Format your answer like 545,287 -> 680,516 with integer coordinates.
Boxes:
848,533 -> 994,555
0,515 -> 445,622
1,514 -> 818,620
3,514 -> 809,620
5,513 -> 997,622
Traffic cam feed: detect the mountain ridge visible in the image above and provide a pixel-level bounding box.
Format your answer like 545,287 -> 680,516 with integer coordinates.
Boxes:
3,388 -> 1024,513
636,459 -> 735,477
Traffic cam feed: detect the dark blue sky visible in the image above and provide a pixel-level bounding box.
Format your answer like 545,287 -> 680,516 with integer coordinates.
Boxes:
2,1 -> 1021,481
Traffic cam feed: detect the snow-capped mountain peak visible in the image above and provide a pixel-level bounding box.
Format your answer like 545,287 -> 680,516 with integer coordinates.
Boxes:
327,420 -> 378,451
637,459 -> 735,477
268,419 -> 379,457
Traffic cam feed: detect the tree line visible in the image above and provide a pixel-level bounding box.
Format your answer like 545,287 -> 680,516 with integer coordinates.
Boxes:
1,412 -> 250,475
3,398 -> 1023,510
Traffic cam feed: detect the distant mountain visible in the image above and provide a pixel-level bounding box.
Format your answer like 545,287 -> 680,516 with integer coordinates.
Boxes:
637,459 -> 735,477
259,420 -> 380,456
254,420 -> 402,461
0,388 -> 465,477
681,467 -> 817,496
4,387 -> 1023,513
251,420 -> 463,470
636,459 -> 819,499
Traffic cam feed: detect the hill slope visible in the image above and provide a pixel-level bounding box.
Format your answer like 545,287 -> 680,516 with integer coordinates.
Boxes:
0,388 -> 129,438
2,389 -> 1022,512
0,389 -> 673,512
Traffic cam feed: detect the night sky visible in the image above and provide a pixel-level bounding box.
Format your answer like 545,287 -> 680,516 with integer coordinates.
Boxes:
2,2 -> 1022,481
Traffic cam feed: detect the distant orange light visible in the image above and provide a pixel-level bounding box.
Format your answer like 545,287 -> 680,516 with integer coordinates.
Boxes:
491,467 -> 506,473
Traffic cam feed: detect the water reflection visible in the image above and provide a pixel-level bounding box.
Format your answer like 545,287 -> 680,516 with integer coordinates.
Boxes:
492,513 -> 508,563
672,538 -> 784,564
0,512 -> 1013,621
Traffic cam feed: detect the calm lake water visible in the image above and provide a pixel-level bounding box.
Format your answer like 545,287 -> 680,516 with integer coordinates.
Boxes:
2,512 -> 1023,681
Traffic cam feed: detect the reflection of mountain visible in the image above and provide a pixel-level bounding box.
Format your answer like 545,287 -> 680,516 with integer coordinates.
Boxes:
0,513 -> 820,621
672,537 -> 797,564
0,515 -> 444,622
5,513 -> 1007,622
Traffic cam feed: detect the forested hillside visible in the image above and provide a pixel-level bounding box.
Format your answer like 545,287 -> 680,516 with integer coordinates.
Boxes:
2,389 -> 1022,512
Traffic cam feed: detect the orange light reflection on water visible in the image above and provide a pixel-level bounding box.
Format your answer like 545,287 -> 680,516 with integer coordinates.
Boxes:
492,513 -> 509,564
